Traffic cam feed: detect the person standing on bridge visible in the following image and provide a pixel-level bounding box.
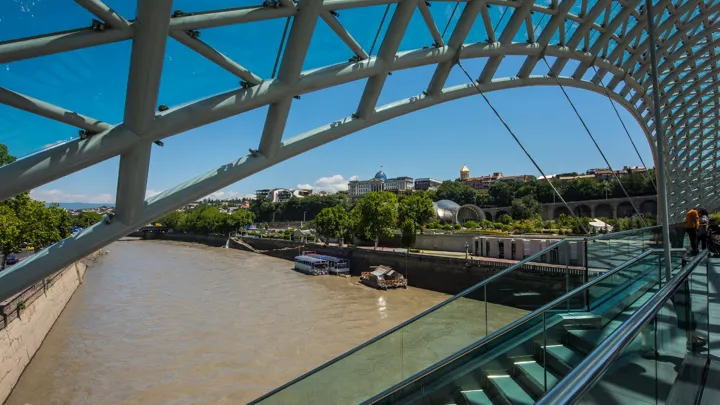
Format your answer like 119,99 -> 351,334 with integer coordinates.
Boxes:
685,207 -> 700,255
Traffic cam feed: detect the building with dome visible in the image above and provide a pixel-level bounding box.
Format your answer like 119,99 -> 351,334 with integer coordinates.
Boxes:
347,169 -> 414,199
460,165 -> 470,180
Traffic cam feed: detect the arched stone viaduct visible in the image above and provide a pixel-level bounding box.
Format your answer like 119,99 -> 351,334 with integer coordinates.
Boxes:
482,195 -> 658,221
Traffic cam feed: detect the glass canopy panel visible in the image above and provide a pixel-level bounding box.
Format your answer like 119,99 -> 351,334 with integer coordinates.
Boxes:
0,0 -> 95,42
490,4 -> 512,40
302,15 -> 362,71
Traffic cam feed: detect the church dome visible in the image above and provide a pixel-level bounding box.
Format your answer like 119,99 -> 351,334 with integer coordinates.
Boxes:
374,170 -> 387,181
460,165 -> 470,172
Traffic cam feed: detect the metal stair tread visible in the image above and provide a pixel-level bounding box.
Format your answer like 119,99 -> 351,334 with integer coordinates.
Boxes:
545,345 -> 585,369
486,375 -> 534,405
515,361 -> 559,393
460,389 -> 493,405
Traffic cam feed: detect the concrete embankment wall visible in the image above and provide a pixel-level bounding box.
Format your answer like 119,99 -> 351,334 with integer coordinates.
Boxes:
0,251 -> 104,404
239,237 -> 586,309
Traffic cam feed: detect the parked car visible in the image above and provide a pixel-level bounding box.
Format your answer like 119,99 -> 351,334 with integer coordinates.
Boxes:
5,254 -> 19,266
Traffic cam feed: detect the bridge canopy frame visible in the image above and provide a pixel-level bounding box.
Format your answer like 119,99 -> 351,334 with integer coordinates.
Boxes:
0,0 -> 719,300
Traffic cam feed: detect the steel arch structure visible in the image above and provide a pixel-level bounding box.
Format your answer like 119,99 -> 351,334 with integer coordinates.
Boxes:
1,0 -> 719,298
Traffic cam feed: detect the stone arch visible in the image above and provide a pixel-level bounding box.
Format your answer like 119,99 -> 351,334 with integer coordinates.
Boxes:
617,202 -> 635,218
457,205 -> 486,223
554,206 -> 571,219
594,203 -> 613,219
639,200 -> 657,216
574,204 -> 592,218
496,210 -> 510,219
484,211 -> 493,221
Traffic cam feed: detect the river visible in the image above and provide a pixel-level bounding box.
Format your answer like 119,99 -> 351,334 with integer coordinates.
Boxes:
5,240 -> 455,404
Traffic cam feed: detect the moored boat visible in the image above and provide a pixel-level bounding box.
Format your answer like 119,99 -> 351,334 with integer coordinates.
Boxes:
306,253 -> 350,275
360,265 -> 407,290
293,255 -> 329,275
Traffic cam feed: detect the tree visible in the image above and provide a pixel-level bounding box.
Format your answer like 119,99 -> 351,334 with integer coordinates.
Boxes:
160,211 -> 184,230
74,211 -> 103,228
35,204 -> 73,249
314,205 -> 353,246
399,193 -> 435,232
228,209 -> 255,231
488,181 -> 514,206
511,195 -> 541,220
0,143 -> 16,167
400,218 -> 417,249
351,191 -> 398,249
0,206 -> 22,269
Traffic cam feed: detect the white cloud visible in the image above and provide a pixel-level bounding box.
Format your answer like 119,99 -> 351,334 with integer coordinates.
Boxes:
298,174 -> 357,193
31,189 -> 114,204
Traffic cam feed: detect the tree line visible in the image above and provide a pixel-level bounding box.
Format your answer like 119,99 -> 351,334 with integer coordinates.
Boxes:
159,204 -> 255,235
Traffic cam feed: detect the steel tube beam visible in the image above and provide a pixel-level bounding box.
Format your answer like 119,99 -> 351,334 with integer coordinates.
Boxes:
645,0 -> 672,279
418,1 -> 445,47
0,87 -> 111,133
73,0 -> 131,29
320,11 -> 370,59
169,31 -> 263,84
115,0 -> 174,224
0,28 -> 132,64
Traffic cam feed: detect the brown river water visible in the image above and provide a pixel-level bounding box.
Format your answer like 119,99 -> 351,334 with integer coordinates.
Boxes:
6,239 -> 527,405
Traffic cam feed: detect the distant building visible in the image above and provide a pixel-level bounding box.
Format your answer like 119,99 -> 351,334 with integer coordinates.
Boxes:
348,169 -> 414,198
459,166 -> 533,190
256,188 -> 313,203
414,178 -> 442,191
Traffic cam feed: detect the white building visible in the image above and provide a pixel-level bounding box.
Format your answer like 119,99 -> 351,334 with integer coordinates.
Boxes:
348,170 -> 414,198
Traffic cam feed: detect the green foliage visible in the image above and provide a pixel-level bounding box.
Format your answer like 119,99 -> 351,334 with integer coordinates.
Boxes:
0,143 -> 16,167
352,191 -> 398,243
314,205 -> 353,243
159,205 -> 256,235
0,205 -> 22,267
511,195 -> 541,220
498,213 -> 513,225
250,193 -> 352,222
400,218 -> 417,248
463,220 -> 479,229
73,211 -> 103,228
399,193 -> 435,229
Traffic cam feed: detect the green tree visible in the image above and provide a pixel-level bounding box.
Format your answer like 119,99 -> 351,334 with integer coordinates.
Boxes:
463,220 -> 479,229
400,218 -> 417,249
74,211 -> 103,228
511,195 -> 541,220
35,204 -> 73,249
0,143 -> 16,167
399,193 -> 435,232
160,211 -> 185,230
488,181 -> 514,206
351,191 -> 398,249
228,209 -> 255,231
314,205 -> 353,246
0,205 -> 22,269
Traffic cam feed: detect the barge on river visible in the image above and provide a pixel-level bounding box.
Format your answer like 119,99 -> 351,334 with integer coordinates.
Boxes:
303,252 -> 350,276
360,265 -> 407,290
293,255 -> 329,275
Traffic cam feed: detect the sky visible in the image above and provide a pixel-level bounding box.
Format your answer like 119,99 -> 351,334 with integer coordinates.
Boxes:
1,0 -> 655,204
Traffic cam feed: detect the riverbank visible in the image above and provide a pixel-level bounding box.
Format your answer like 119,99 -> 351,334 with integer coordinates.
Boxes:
138,232 -> 585,308
0,249 -> 107,404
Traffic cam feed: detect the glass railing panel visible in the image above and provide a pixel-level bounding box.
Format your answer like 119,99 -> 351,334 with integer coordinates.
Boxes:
587,254 -> 660,314
586,227 -> 661,274
576,317 -> 658,404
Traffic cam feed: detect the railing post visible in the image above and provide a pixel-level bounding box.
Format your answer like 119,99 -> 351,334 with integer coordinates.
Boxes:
645,0 -> 672,281
583,238 -> 590,311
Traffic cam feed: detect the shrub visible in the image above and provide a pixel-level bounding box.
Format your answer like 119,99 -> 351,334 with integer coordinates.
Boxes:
463,220 -> 479,229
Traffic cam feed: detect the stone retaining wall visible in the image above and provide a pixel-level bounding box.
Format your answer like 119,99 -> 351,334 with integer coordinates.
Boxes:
0,251 -> 104,404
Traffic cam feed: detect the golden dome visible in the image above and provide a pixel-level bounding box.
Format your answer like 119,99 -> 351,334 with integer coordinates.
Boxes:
460,165 -> 470,172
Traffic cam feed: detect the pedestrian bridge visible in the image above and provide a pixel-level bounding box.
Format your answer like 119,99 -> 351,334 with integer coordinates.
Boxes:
1,0 -> 719,403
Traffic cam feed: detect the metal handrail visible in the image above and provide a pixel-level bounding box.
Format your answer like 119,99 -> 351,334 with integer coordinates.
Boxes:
586,225 -> 661,241
363,249 -> 657,404
248,237 -> 579,404
536,250 -> 710,405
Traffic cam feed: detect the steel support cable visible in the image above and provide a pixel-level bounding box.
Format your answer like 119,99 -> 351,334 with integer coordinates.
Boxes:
455,61 -> 589,234
589,64 -> 658,192
369,5 -> 391,57
493,6 -> 509,32
271,17 -> 292,78
540,55 -> 648,227
441,3 -> 461,39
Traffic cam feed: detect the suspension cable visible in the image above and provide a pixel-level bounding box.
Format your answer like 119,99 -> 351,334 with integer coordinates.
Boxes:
441,3 -> 461,40
589,64 -> 657,192
271,17 -> 292,79
455,61 -> 589,234
369,5 -> 391,57
539,56 -> 648,227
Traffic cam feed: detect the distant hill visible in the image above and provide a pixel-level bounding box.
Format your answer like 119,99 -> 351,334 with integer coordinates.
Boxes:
47,202 -> 115,210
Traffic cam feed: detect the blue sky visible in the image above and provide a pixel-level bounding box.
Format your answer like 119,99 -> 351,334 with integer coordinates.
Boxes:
1,0 -> 654,203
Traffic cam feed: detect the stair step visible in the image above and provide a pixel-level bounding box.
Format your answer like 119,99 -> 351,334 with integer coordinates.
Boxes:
486,375 -> 534,405
514,361 -> 559,398
460,389 -> 493,405
543,345 -> 585,376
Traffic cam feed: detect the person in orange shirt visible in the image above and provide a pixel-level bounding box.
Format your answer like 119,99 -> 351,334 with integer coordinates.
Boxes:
685,207 -> 700,255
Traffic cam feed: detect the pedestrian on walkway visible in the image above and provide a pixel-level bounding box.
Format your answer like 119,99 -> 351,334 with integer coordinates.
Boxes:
699,208 -> 710,251
685,207 -> 700,255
